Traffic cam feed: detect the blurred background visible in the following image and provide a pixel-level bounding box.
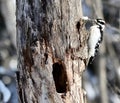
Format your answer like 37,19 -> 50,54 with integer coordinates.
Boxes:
0,0 -> 17,103
82,0 -> 120,103
0,0 -> 120,103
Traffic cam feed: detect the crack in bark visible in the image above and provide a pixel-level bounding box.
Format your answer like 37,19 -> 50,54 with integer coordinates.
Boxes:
52,61 -> 69,93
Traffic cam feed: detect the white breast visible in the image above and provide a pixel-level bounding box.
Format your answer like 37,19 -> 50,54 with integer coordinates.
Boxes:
88,25 -> 101,58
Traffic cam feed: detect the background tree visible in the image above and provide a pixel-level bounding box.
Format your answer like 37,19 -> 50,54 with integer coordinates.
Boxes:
17,0 -> 88,103
82,0 -> 120,103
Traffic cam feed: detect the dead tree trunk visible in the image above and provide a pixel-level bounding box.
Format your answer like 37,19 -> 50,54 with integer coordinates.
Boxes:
17,0 -> 88,103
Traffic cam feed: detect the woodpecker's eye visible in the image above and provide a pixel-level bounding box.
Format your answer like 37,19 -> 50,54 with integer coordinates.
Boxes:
99,21 -> 105,25
97,19 -> 105,25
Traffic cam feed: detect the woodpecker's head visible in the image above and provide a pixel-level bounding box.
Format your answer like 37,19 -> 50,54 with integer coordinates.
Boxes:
95,19 -> 105,30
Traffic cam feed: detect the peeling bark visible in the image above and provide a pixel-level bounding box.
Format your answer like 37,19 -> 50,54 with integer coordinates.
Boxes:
17,0 -> 88,103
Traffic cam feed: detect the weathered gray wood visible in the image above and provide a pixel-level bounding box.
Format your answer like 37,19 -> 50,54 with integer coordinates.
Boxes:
17,0 -> 88,103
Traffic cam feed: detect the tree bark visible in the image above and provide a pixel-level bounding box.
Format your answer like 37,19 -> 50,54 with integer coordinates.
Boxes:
17,0 -> 88,103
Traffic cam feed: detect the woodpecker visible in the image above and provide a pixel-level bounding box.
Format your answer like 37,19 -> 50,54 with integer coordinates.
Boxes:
88,18 -> 105,63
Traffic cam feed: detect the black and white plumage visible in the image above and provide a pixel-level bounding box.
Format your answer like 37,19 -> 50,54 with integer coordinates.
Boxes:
88,19 -> 105,63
